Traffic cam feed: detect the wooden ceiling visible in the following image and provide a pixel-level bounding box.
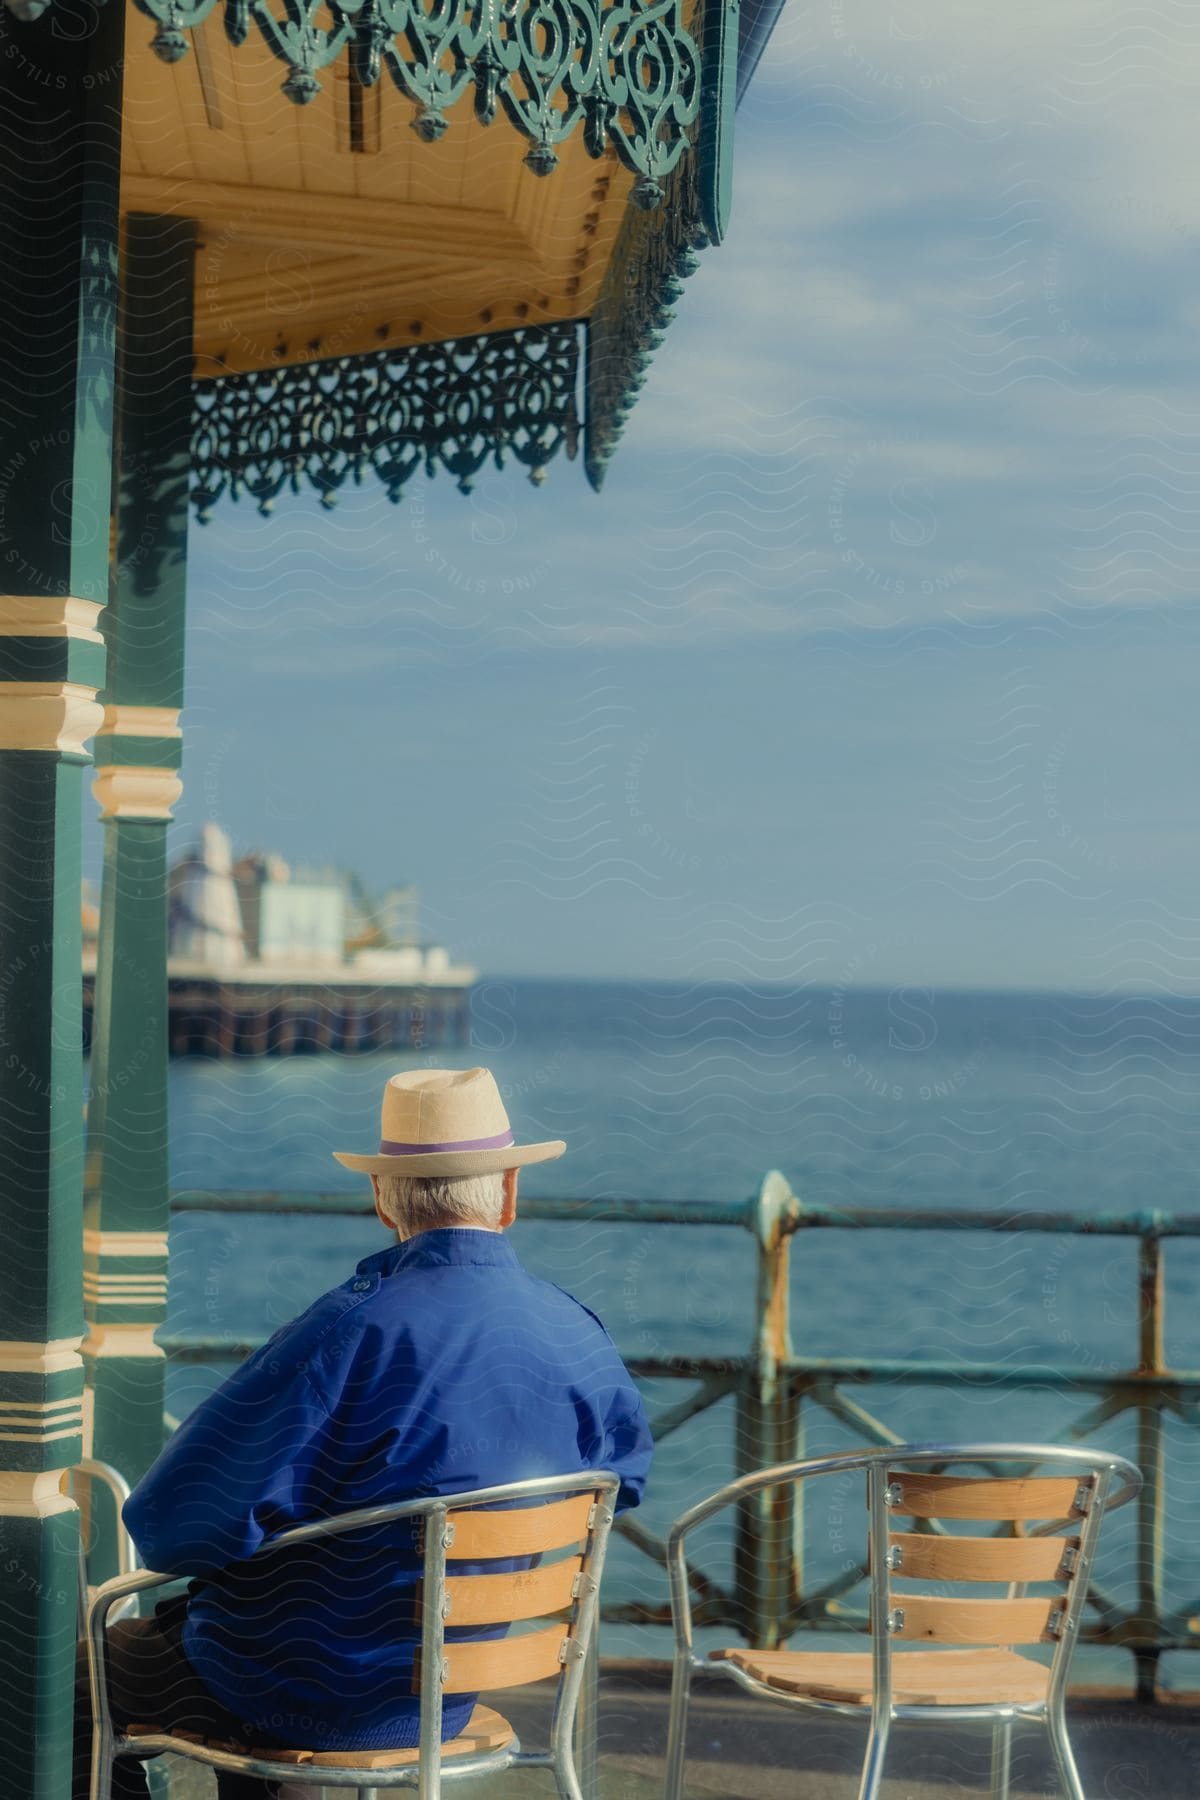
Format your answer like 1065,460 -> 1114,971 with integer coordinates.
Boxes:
120,1 -> 638,377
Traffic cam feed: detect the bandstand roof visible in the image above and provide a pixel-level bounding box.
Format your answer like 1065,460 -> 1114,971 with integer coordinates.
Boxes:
116,0 -> 784,506
124,23 -> 642,379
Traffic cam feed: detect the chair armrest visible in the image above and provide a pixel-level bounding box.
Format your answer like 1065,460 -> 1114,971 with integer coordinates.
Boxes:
84,1569 -> 176,1769
664,1457 -> 842,1658
75,1458 -> 138,1578
86,1568 -> 176,1646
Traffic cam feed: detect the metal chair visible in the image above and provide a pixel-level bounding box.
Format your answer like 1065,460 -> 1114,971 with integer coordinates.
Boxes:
87,1469 -> 618,1800
70,1457 -> 139,1636
664,1442 -> 1141,1800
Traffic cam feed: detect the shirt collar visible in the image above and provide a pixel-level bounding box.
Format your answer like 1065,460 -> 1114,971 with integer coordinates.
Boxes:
356,1227 -> 521,1279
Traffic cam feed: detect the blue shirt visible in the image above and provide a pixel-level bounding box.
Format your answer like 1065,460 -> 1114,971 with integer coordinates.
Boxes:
124,1228 -> 653,1752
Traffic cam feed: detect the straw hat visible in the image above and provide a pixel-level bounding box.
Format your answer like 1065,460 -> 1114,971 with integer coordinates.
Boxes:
333,1066 -> 566,1178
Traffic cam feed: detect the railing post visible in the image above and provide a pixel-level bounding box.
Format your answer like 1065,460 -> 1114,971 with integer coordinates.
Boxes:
734,1171 -> 799,1646
1133,1217 -> 1166,1702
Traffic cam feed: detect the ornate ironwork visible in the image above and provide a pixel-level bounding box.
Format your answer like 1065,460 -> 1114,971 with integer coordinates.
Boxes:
189,321 -> 581,520
584,126 -> 705,489
123,0 -> 705,208
584,0 -> 736,486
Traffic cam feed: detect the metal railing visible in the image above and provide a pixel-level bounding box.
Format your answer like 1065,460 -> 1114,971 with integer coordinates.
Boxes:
164,1175 -> 1200,1701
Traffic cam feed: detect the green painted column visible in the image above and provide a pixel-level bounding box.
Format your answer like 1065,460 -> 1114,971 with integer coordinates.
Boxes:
0,2 -> 125,1794
84,216 -> 195,1554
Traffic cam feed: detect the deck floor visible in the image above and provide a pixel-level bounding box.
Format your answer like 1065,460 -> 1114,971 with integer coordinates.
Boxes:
163,1667 -> 1200,1797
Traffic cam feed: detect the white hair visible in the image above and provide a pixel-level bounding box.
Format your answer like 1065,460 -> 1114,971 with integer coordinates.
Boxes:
375,1170 -> 505,1237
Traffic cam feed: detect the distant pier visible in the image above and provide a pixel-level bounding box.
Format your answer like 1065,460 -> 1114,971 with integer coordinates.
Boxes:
82,959 -> 473,1056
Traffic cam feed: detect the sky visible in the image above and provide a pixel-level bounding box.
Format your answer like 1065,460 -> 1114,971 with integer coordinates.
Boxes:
88,2 -> 1200,990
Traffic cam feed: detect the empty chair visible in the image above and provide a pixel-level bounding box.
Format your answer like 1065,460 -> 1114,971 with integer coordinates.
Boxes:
87,1470 -> 617,1800
664,1443 -> 1141,1800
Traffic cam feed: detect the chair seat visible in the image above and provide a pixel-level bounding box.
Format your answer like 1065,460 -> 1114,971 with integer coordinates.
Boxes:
711,1647 -> 1051,1708
124,1702 -> 515,1769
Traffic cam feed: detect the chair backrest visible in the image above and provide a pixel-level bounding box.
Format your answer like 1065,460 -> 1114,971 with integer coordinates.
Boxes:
404,1471 -> 619,1791
864,1449 -> 1139,1708
415,1484 -> 615,1698
260,1471 -> 617,1791
253,1467 -> 617,1788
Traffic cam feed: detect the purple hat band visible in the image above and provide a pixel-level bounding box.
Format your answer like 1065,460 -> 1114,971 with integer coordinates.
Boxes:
378,1128 -> 515,1156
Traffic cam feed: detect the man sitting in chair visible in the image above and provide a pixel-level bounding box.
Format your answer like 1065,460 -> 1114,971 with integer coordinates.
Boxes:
76,1068 -> 652,1800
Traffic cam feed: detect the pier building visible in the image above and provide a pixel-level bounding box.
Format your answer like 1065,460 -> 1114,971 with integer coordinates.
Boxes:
83,822 -> 475,1053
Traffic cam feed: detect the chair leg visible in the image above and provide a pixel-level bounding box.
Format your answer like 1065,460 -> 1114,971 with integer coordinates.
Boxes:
856,1717 -> 890,1800
990,1720 -> 1013,1799
553,1745 -> 586,1800
89,1719 -> 113,1800
663,1657 -> 691,1800
1046,1705 -> 1086,1800
576,1632 -> 599,1800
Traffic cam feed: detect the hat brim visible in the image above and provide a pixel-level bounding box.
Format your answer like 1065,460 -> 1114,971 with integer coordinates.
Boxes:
332,1139 -> 566,1178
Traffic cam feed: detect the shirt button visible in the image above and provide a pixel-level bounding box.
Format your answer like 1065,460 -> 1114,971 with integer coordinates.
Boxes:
352,1279 -> 372,1293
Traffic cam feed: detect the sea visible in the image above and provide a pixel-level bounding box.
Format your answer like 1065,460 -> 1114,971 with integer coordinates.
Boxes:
155,978 -> 1200,1687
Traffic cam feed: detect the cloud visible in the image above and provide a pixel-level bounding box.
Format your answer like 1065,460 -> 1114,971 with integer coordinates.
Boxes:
580,4 -> 1200,639
186,0 -> 1200,656
179,57 -> 1200,702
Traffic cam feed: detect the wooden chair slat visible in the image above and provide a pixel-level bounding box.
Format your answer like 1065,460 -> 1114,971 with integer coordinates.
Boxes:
440,1555 -> 584,1625
125,1726 -> 203,1743
437,1621 -> 570,1694
306,1705 -> 515,1767
893,1593 -> 1061,1645
448,1492 -> 598,1559
710,1647 -> 1050,1707
887,1472 -> 1084,1521
889,1531 -> 1077,1583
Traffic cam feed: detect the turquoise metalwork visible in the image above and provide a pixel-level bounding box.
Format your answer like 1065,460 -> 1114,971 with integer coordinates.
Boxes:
585,0 -> 737,487
165,1176 -> 1194,1702
191,321 -> 581,518
584,144 -> 702,488
128,0 -> 706,207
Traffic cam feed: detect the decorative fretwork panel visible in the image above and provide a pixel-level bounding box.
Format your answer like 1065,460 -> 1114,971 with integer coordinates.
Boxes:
190,321 -> 581,519
584,135 -> 704,490
126,0 -> 707,209
584,0 -> 737,485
